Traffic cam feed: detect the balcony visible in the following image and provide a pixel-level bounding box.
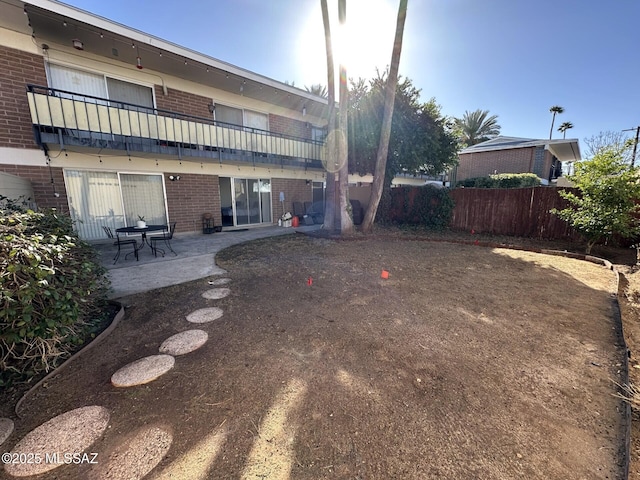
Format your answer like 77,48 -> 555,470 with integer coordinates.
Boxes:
26,85 -> 325,170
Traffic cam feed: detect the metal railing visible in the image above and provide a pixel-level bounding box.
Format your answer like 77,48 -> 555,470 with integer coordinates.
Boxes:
26,85 -> 325,169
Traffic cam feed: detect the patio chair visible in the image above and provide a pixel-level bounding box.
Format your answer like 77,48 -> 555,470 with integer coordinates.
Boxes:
102,226 -> 138,264
150,222 -> 177,257
292,202 -> 306,221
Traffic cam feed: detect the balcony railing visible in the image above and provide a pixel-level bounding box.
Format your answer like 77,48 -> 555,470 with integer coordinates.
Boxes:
26,85 -> 324,170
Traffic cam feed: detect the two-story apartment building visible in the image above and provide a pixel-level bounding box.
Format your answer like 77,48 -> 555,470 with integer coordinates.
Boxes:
0,0 -> 329,239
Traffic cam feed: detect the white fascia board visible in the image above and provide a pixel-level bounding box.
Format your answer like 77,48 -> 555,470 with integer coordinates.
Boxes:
23,0 -> 326,105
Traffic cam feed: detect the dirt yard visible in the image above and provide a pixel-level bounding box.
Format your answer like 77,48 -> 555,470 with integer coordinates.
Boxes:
1,235 -> 629,479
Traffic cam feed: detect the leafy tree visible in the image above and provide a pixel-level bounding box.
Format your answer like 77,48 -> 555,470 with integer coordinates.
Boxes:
348,75 -> 459,184
454,109 -> 500,146
558,121 -> 574,139
305,84 -> 328,98
551,143 -> 640,253
549,105 -> 564,139
584,130 -> 634,164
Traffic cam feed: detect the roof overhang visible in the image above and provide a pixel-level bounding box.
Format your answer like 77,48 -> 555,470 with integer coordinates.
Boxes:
546,139 -> 581,162
459,136 -> 581,162
13,0 -> 328,119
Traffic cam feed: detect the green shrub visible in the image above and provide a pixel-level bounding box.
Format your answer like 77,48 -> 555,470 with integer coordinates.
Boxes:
388,185 -> 454,228
457,173 -> 541,189
0,200 -> 109,387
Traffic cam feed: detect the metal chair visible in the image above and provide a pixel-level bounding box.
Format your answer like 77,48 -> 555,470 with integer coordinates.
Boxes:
102,226 -> 138,264
150,222 -> 176,257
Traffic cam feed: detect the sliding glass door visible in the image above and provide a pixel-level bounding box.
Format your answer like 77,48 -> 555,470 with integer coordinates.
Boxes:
64,170 -> 167,240
221,177 -> 272,227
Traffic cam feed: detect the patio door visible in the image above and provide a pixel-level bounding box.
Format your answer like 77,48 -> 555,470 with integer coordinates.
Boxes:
220,177 -> 272,227
64,170 -> 167,240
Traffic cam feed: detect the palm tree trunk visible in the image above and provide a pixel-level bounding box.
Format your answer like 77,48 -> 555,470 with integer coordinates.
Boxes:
549,112 -> 556,140
361,0 -> 408,233
338,0 -> 354,234
321,0 -> 336,231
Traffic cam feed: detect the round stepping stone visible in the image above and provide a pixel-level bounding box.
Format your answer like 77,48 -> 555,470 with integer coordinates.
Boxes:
111,355 -> 175,387
0,417 -> 14,446
159,330 -> 208,356
202,288 -> 231,300
87,425 -> 172,480
208,278 -> 231,285
4,406 -> 109,477
186,307 -> 224,324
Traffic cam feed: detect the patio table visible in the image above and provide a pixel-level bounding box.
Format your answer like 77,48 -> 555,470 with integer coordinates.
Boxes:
116,224 -> 167,256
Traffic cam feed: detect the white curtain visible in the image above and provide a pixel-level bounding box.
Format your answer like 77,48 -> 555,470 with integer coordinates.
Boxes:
119,174 -> 167,227
64,170 -> 123,240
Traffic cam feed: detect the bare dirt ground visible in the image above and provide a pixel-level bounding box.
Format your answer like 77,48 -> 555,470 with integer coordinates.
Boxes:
0,233 -> 631,479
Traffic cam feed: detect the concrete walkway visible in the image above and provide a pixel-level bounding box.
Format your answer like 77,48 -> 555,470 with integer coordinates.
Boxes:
95,225 -> 319,299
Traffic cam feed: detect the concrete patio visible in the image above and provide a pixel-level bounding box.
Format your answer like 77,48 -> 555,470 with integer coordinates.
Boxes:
93,225 -> 320,299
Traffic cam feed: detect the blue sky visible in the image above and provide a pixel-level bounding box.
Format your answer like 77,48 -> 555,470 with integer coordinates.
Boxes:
63,0 -> 640,151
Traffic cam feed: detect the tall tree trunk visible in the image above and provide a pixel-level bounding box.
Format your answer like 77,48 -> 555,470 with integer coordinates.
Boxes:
321,0 -> 336,231
361,0 -> 408,233
549,112 -> 556,140
338,0 -> 354,234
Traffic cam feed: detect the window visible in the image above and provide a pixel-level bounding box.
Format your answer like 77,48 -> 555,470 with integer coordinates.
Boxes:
47,64 -> 154,109
215,104 -> 269,131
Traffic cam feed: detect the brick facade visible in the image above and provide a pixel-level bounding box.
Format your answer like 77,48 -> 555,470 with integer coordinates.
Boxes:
154,85 -> 212,119
0,164 -> 68,212
271,178 -> 312,221
457,147 -> 536,181
0,45 -> 47,149
269,114 -> 312,139
164,173 -> 220,233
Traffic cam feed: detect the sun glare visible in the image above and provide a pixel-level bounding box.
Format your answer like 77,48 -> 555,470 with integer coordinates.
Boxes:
296,0 -> 398,87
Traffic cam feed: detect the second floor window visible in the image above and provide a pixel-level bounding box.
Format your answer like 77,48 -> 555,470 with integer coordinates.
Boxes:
47,63 -> 153,111
215,104 -> 268,132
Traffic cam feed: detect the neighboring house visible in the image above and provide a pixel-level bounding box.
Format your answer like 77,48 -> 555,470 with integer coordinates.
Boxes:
0,0 -> 329,240
453,136 -> 581,186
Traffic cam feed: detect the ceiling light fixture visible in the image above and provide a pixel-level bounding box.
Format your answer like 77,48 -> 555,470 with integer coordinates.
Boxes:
72,38 -> 84,50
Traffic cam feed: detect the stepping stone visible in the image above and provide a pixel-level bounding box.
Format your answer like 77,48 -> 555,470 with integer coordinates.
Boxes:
111,355 -> 175,387
0,417 -> 14,446
87,425 -> 172,480
208,278 -> 231,285
202,288 -> 231,300
159,330 -> 208,356
4,406 -> 109,477
186,307 -> 224,324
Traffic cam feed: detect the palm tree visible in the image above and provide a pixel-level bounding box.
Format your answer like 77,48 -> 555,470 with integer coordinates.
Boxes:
549,105 -> 564,139
455,109 -> 501,146
305,84 -> 328,98
361,0 -> 409,233
558,121 -> 574,139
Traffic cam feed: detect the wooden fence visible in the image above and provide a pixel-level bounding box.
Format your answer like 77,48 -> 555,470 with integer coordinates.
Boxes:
448,187 -> 578,239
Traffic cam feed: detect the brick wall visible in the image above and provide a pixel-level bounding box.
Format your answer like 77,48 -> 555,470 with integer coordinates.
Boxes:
165,173 -> 220,233
0,45 -> 47,149
269,114 -> 312,139
271,178 -> 311,220
457,147 -> 535,181
0,164 -> 68,212
154,85 -> 212,119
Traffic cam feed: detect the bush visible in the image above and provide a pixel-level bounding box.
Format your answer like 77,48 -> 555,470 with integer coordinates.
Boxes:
457,173 -> 541,189
387,185 -> 454,228
0,200 -> 109,387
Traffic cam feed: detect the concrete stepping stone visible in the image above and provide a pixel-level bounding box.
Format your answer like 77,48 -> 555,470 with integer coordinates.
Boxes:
0,417 -> 14,446
201,288 -> 230,300
111,355 -> 175,387
4,406 -> 109,477
87,425 -> 172,480
208,278 -> 231,285
159,330 -> 208,356
186,307 -> 224,324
